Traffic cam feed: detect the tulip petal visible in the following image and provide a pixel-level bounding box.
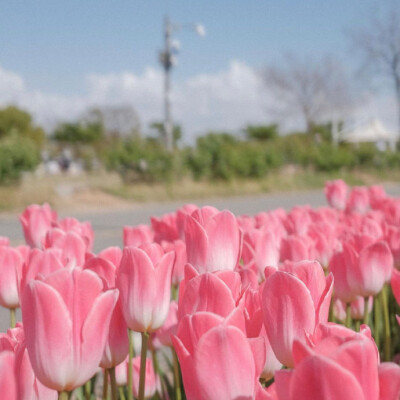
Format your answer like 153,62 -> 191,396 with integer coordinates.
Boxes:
195,325 -> 255,400
378,362 -> 400,400
22,280 -> 73,391
262,272 -> 315,367
290,355 -> 365,400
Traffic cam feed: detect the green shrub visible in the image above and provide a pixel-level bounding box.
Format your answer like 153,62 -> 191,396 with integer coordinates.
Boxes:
105,138 -> 175,182
0,135 -> 40,183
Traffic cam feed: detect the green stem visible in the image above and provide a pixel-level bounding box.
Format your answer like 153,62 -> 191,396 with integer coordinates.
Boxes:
119,388 -> 126,400
172,285 -> 178,301
85,380 -> 91,400
363,297 -> 369,326
10,308 -> 16,329
103,369 -> 109,400
150,346 -> 161,400
58,392 -> 69,400
138,331 -> 149,400
381,286 -> 392,361
374,295 -> 380,348
128,329 -> 133,400
345,303 -> 352,329
109,367 -> 118,400
173,350 -> 182,400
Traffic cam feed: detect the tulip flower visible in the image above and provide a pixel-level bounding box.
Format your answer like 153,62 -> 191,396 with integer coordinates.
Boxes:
178,264 -> 242,320
262,262 -> 333,367
325,179 -> 348,210
21,268 -> 118,392
0,324 -> 57,400
83,254 -> 129,370
347,241 -> 393,298
123,225 -> 154,247
44,228 -> 88,267
184,206 -> 242,273
0,351 -> 17,399
118,246 -> 171,400
347,186 -> 370,214
275,323 -> 400,400
152,301 -> 178,348
116,244 -> 174,332
0,246 -> 24,310
242,228 -> 280,279
173,312 -> 265,400
20,203 -> 58,248
54,217 -> 94,252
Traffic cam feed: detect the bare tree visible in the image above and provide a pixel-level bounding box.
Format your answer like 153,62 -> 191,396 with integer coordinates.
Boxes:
262,54 -> 355,132
84,105 -> 141,139
349,1 -> 400,132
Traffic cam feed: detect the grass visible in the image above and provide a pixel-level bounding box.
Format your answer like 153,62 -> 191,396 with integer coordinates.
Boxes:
0,166 -> 399,213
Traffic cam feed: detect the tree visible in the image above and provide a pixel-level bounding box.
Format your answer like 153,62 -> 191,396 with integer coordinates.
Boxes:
349,1 -> 400,132
150,122 -> 182,148
244,124 -> 279,141
85,105 -> 141,139
0,106 -> 46,147
53,121 -> 104,143
261,55 -> 355,133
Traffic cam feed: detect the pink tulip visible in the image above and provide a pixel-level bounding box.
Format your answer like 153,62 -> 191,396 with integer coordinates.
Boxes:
0,246 -> 24,309
21,268 -> 118,391
333,298 -> 347,322
0,325 -> 57,400
242,288 -> 282,380
116,244 -> 174,332
274,323 -> 400,400
184,206 -> 242,273
123,224 -> 154,247
350,296 -> 373,320
20,248 -> 64,296
329,244 -> 360,303
347,186 -> 370,214
0,351 -> 17,399
83,254 -> 129,369
391,268 -> 400,306
325,179 -> 348,210
98,246 -> 123,268
44,228 -> 87,267
262,263 -> 333,367
279,235 -> 312,262
242,228 -> 280,279
284,207 -> 312,236
131,356 -> 158,399
347,241 -> 393,297
378,362 -> 400,400
54,217 -> 94,252
384,224 -> 400,267
152,301 -> 178,348
0,236 -> 10,246
178,265 -> 242,320
162,239 -> 187,286
151,212 -> 180,243
369,185 -> 387,209
20,203 -> 58,248
173,312 -> 265,400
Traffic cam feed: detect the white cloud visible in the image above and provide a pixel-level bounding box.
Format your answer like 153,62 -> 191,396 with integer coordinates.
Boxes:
0,62 -> 397,143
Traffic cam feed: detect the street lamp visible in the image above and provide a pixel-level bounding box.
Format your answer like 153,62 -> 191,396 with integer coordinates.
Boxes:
159,16 -> 205,151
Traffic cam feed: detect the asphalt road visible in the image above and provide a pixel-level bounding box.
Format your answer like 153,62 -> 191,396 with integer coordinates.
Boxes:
1,183 -> 400,332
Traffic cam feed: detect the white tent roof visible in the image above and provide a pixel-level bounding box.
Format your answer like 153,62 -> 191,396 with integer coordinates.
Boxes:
339,119 -> 396,143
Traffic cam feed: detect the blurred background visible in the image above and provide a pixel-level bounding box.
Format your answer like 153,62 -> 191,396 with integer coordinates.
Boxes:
0,0 -> 399,211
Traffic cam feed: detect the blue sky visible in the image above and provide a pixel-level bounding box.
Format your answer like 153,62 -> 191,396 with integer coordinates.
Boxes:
0,1 -> 395,139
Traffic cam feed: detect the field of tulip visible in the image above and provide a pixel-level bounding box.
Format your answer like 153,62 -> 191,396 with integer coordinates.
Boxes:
0,179 -> 400,399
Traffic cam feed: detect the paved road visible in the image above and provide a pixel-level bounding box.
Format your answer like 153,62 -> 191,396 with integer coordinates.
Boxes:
1,183 -> 400,332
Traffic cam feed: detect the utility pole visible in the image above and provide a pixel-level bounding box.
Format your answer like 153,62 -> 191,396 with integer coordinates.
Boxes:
159,16 -> 205,151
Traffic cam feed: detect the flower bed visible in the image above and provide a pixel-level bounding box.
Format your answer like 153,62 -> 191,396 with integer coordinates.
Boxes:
0,179 -> 400,399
